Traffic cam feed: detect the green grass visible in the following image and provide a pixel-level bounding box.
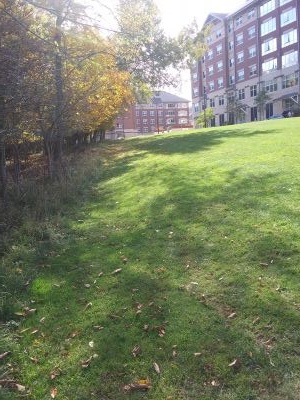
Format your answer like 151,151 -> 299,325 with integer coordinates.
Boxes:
1,119 -> 300,399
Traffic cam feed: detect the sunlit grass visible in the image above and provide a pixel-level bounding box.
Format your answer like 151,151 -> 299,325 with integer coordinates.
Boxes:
1,119 -> 300,399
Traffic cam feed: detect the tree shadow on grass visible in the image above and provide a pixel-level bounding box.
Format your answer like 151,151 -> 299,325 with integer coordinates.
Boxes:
132,127 -> 280,155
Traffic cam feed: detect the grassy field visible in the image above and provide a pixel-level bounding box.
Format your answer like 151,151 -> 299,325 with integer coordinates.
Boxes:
1,118 -> 300,399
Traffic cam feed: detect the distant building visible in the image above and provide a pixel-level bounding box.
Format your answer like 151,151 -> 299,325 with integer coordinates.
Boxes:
109,91 -> 192,139
191,0 -> 300,126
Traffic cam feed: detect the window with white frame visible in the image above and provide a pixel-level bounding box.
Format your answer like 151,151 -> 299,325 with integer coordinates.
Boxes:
216,44 -> 222,55
280,0 -> 292,4
237,69 -> 245,81
194,102 -> 200,112
281,8 -> 296,27
236,33 -> 243,45
248,8 -> 255,19
166,111 -> 175,116
167,118 -> 175,124
178,110 -> 188,116
136,110 -> 140,116
236,16 -> 243,26
219,95 -> 225,106
262,57 -> 277,72
150,110 -> 155,116
248,26 -> 256,39
238,88 -> 245,100
249,64 -> 257,76
158,110 -> 163,116
159,118 -> 163,124
237,51 -> 244,63
229,75 -> 235,84
179,118 -> 188,124
207,50 -> 213,60
143,119 -> 148,124
282,50 -> 298,68
216,29 -> 222,38
282,72 -> 298,89
282,29 -> 297,47
143,127 -> 148,132
193,87 -> 199,96
217,61 -> 223,71
209,81 -> 215,91
207,36 -> 212,44
217,77 -> 224,88
260,0 -> 275,17
261,37 -> 277,55
208,65 -> 214,75
150,118 -> 155,124
192,72 -> 198,80
142,111 -> 147,116
136,119 -> 140,124
249,45 -> 257,58
229,58 -> 235,67
229,41 -> 234,50
167,103 -> 176,108
261,17 -> 276,36
250,85 -> 257,97
228,22 -> 233,32
210,98 -> 215,107
263,78 -> 277,92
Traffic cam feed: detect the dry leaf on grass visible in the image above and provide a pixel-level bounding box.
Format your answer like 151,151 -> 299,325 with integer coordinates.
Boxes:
153,362 -> 161,374
50,387 -> 57,398
123,379 -> 151,392
111,268 -> 122,275
228,358 -> 241,369
0,380 -> 26,392
0,351 -> 11,360
132,345 -> 141,358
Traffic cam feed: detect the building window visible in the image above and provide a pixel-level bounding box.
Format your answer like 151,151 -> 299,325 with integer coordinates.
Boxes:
166,111 -> 175,116
167,118 -> 175,124
281,8 -> 296,27
194,102 -> 200,113
150,118 -> 155,124
264,78 -> 278,92
217,61 -> 223,71
219,95 -> 225,106
262,38 -> 277,55
203,71 -> 206,78
236,16 -> 243,26
216,44 -> 222,55
262,57 -> 277,73
237,69 -> 245,81
210,98 -> 215,107
207,36 -> 212,44
236,33 -> 243,45
229,41 -> 234,50
228,22 -> 233,32
207,50 -> 213,60
136,110 -> 140,116
216,29 -> 222,38
282,29 -> 297,47
217,77 -> 224,88
192,72 -> 198,80
193,87 -> 199,96
260,0 -> 275,17
209,81 -> 215,91
261,17 -> 276,36
238,88 -> 245,100
250,85 -> 257,97
229,75 -> 235,85
219,114 -> 225,126
249,45 -> 257,58
142,111 -> 147,116
249,64 -> 257,76
136,119 -> 140,124
167,103 -> 176,108
248,8 -> 255,19
248,26 -> 256,39
229,58 -> 235,67
143,119 -> 148,124
150,110 -> 155,116
158,110 -> 163,116
237,51 -> 244,63
178,110 -> 188,116
143,127 -> 148,133
282,50 -> 298,68
280,0 -> 292,4
208,65 -> 214,75
282,72 -> 298,89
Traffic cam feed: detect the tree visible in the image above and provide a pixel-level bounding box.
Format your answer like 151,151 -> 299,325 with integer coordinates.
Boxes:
254,89 -> 271,121
196,107 -> 214,128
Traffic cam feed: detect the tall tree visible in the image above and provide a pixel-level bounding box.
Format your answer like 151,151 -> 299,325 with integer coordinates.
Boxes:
254,89 -> 271,121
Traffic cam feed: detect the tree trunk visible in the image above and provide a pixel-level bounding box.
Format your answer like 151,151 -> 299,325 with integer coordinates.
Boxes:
0,86 -> 6,199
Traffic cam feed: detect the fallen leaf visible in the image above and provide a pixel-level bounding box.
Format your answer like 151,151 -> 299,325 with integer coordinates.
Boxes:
31,329 -> 39,335
252,317 -> 260,325
98,272 -> 104,277
143,324 -> 149,332
121,256 -> 128,263
81,355 -> 93,368
29,357 -> 39,364
93,325 -> 104,331
132,345 -> 141,358
260,263 -> 269,267
84,302 -> 92,311
194,352 -> 202,357
112,268 -> 122,275
228,358 -> 241,369
0,380 -> 26,392
39,317 -> 46,324
89,341 -> 94,348
211,380 -> 220,387
158,327 -> 166,337
50,387 -> 57,398
0,352 -> 11,360
123,379 -> 151,392
50,368 -> 61,380
153,362 -> 161,374
84,284 -> 91,288
228,312 -> 237,319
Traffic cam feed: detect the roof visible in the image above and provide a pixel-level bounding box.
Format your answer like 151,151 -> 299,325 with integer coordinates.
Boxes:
152,90 -> 190,104
203,13 -> 228,26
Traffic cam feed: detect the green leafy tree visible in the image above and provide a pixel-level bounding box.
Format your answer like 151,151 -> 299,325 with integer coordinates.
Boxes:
196,107 -> 214,128
254,89 -> 271,121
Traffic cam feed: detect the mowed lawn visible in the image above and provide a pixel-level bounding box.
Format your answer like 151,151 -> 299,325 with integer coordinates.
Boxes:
1,118 -> 300,399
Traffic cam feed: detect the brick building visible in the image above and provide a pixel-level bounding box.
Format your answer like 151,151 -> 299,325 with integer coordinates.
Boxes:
191,0 -> 300,126
111,91 -> 191,139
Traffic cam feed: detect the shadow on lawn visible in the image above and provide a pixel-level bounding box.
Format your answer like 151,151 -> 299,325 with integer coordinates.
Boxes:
133,127 -> 279,155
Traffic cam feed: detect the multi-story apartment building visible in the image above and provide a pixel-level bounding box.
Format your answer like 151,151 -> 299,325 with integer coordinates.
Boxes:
111,91 -> 191,138
192,0 -> 300,126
